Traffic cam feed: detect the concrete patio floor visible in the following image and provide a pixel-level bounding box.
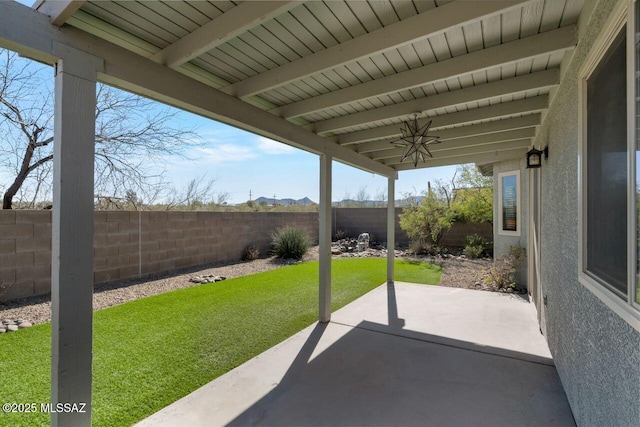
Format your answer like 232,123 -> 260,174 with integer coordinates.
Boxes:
136,283 -> 575,427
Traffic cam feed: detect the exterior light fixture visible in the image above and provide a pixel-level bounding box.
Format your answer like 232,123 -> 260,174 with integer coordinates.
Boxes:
390,114 -> 441,167
526,146 -> 548,169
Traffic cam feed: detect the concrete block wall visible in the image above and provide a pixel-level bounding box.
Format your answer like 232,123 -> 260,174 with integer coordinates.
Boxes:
0,210 -> 51,301
1,208 -> 490,302
333,208 -> 408,243
333,207 -> 492,248
1,211 -> 318,302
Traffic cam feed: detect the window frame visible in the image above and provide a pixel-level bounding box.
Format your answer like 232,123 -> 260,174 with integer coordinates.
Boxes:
578,0 -> 640,331
498,170 -> 521,237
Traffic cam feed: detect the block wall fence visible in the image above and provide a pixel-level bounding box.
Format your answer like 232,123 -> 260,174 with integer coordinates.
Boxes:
0,209 -> 491,302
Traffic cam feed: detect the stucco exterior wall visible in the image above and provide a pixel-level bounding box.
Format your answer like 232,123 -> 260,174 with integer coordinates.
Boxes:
529,0 -> 640,424
492,158 -> 529,287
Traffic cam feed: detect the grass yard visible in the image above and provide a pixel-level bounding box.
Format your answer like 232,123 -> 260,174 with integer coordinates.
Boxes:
0,258 -> 441,427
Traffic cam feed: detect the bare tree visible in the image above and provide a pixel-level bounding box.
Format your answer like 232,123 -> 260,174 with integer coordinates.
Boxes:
374,187 -> 387,207
355,185 -> 370,207
164,176 -> 222,210
0,49 -> 199,209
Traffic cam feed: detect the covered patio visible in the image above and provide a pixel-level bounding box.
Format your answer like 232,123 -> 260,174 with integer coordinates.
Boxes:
0,0 -> 586,424
136,282 -> 573,427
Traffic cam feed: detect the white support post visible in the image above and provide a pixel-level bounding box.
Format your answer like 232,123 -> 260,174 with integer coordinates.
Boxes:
387,175 -> 396,283
319,154 -> 332,323
50,44 -> 102,427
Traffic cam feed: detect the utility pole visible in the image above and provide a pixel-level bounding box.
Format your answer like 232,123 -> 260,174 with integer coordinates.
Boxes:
273,193 -> 277,206
249,189 -> 252,202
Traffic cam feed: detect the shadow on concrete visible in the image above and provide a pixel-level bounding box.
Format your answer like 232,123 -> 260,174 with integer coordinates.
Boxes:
227,283 -> 574,427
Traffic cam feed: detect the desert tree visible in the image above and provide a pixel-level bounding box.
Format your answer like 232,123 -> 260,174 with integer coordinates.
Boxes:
355,185 -> 370,207
0,49 -> 199,209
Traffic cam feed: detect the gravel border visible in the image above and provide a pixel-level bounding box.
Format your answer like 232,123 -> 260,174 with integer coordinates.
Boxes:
0,246 -> 492,326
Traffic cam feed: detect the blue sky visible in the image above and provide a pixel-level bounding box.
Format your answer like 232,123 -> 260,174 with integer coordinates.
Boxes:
4,0 -> 460,204
163,111 -> 457,204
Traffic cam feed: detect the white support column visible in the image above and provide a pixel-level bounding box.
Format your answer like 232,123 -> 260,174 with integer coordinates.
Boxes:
50,44 -> 102,427
387,175 -> 396,283
319,154 -> 332,323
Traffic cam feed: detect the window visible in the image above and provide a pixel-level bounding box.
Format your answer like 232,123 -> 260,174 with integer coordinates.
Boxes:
498,170 -> 520,236
579,0 -> 640,329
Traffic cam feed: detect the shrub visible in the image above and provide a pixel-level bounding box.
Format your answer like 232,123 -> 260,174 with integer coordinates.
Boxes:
463,233 -> 487,259
408,240 -> 448,256
483,245 -> 526,290
399,192 -> 454,247
271,226 -> 309,260
241,244 -> 260,261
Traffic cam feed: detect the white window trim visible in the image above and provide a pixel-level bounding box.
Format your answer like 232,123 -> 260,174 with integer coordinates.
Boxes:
577,0 -> 640,332
498,170 -> 520,237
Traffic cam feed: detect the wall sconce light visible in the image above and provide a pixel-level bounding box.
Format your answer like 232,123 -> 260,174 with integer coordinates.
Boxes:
526,146 -> 548,168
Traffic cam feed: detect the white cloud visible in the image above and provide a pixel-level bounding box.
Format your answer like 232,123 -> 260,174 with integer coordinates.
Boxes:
255,136 -> 296,155
192,144 -> 258,165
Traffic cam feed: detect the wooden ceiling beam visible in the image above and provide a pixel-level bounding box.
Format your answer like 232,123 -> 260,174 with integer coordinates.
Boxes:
228,0 -> 529,98
273,25 -> 576,119
313,69 -> 557,134
151,1 -> 299,69
392,147 -> 529,170
337,95 -> 548,145
371,128 -> 536,160
34,0 -> 86,26
353,114 -> 541,153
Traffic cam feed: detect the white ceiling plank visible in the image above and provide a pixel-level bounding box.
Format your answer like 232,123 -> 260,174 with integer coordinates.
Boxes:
370,128 -> 536,160
0,1 -> 395,178
34,0 -> 85,26
445,27 -> 468,57
481,15 -> 502,48
462,21 -> 484,53
520,0 -> 545,37
272,25 -> 575,119
228,0 -> 529,98
370,0 -> 402,25
79,2 -> 171,48
304,1 -> 353,43
561,0 -> 584,26
501,7 -> 523,43
289,6 -> 338,49
353,114 -> 541,152
392,146 -> 529,170
151,1 -> 300,68
313,68 -> 557,134
337,95 -> 548,144
540,0 -> 566,32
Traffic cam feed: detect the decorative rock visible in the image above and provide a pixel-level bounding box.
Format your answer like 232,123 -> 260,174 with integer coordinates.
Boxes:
16,318 -> 24,325
18,321 -> 32,329
189,275 -> 226,284
331,249 -> 342,255
1,319 -> 10,325
0,328 -> 5,333
7,324 -> 18,332
356,233 -> 370,252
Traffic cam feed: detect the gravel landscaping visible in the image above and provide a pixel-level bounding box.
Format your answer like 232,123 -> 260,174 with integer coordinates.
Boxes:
0,245 -> 492,327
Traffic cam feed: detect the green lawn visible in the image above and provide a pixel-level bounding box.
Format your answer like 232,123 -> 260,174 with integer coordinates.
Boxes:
0,258 -> 441,427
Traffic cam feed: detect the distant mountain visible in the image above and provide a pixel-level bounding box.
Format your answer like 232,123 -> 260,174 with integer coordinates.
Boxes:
332,196 -> 424,207
249,195 -> 422,207
253,196 -> 316,206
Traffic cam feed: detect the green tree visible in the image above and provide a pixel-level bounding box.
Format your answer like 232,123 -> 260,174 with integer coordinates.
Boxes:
399,164 -> 493,251
399,190 -> 454,247
451,165 -> 493,224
